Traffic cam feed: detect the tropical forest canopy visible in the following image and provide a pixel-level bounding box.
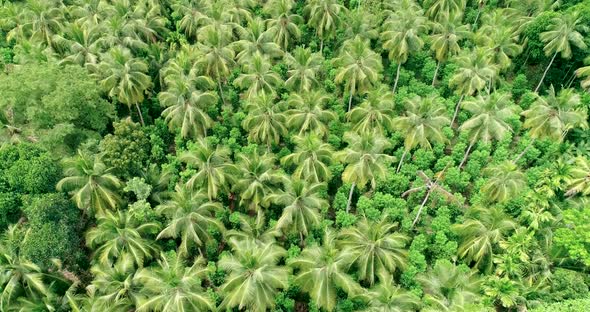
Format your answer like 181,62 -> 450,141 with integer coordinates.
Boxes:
1,0 -> 590,311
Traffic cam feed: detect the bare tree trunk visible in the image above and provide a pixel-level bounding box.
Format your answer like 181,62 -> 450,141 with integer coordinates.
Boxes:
348,92 -> 353,112
450,95 -> 464,127
411,190 -> 431,228
514,138 -> 535,163
346,182 -> 356,213
135,103 -> 145,126
459,139 -> 475,169
473,8 -> 482,31
397,149 -> 408,173
432,60 -> 441,86
320,38 -> 324,53
217,80 -> 226,105
535,51 -> 558,93
393,62 -> 401,94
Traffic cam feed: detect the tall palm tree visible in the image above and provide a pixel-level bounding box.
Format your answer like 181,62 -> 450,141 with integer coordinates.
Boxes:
575,56 -> 590,91
304,0 -> 346,52
267,180 -> 326,240
233,52 -> 283,99
381,5 -> 428,94
453,206 -> 516,272
160,44 -> 203,87
475,26 -> 523,71
195,28 -> 236,105
171,0 -> 209,41
364,274 -> 421,311
429,12 -> 470,85
19,0 -> 64,46
233,150 -> 284,213
53,21 -> 101,67
88,253 -> 137,311
218,239 -> 290,312
338,217 -> 408,286
178,138 -> 235,200
458,92 -> 519,168
159,78 -> 218,138
426,0 -> 466,21
57,150 -> 123,217
281,134 -> 335,183
156,183 -> 224,256
289,230 -> 362,312
224,211 -> 281,246
86,210 -> 159,267
286,90 -> 336,137
343,9 -> 379,42
393,95 -> 450,172
0,254 -> 49,310
565,157 -> 590,197
336,132 -> 396,212
233,17 -> 283,64
284,46 -> 324,92
92,47 -> 152,126
263,0 -> 303,50
535,12 -> 588,92
134,252 -> 214,311
241,93 -> 288,151
347,85 -> 395,135
449,47 -> 498,126
417,260 -> 481,311
518,86 -> 588,162
333,36 -> 383,111
481,161 -> 526,203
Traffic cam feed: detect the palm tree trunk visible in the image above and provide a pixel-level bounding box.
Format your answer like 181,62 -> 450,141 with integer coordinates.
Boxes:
217,79 -> 227,105
348,92 -> 353,112
513,138 -> 535,163
392,62 -> 401,94
432,60 -> 441,86
459,139 -> 475,169
346,182 -> 356,213
135,102 -> 145,126
473,8 -> 482,31
397,149 -> 408,173
450,95 -> 464,127
411,189 -> 431,228
320,38 -> 324,53
535,51 -> 558,93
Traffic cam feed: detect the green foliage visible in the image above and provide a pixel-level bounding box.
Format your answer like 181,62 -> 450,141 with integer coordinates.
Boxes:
100,118 -> 151,178
0,143 -> 60,194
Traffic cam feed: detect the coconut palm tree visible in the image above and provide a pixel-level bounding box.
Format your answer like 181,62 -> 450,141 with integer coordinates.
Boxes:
381,5 -> 428,94
224,212 -> 280,244
286,90 -> 336,137
159,78 -> 218,138
458,92 -> 519,168
0,254 -> 49,310
347,85 -> 395,135
53,22 -> 101,67
284,46 -> 324,92
343,9 -> 379,42
233,52 -> 283,99
88,253 -> 137,310
134,252 -> 214,312
453,206 -> 517,272
481,161 -> 526,203
160,44 -> 203,87
475,26 -> 523,71
426,0 -> 466,21
364,274 -> 421,311
429,12 -> 471,85
156,183 -> 224,256
241,93 -> 288,151
233,150 -> 285,213
178,138 -> 235,200
535,12 -> 588,92
57,150 -> 123,217
289,229 -> 362,312
333,36 -> 383,111
263,0 -> 303,50
393,94 -> 450,172
92,47 -> 152,126
281,134 -> 335,183
417,260 -> 482,312
195,28 -> 236,105
267,180 -> 326,240
518,86 -> 588,162
218,239 -> 290,312
336,132 -> 396,212
576,56 -> 590,91
449,47 -> 498,126
86,210 -> 159,267
565,157 -> 590,197
233,17 -> 283,64
304,0 -> 346,52
338,217 -> 408,285
171,0 -> 209,41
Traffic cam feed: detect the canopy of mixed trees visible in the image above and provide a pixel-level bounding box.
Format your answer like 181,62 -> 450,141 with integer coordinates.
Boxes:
2,0 -> 590,311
